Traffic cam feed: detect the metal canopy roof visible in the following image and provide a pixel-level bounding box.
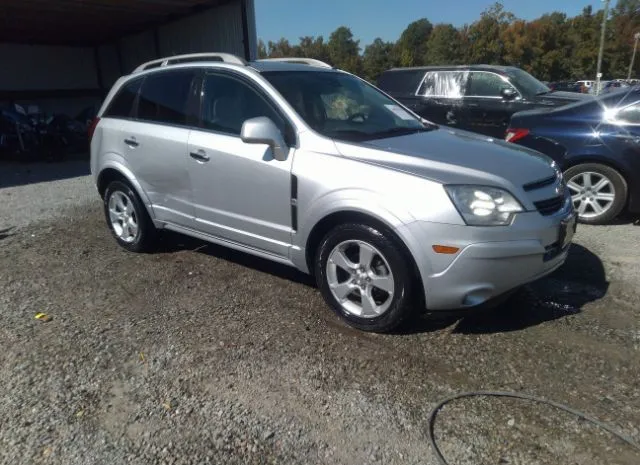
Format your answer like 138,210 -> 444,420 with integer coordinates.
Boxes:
0,0 -> 232,46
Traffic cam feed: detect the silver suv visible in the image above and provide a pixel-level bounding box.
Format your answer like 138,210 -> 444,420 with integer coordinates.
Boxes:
90,53 -> 576,332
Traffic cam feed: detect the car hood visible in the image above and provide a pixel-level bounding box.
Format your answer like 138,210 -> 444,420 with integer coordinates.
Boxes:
334,128 -> 556,189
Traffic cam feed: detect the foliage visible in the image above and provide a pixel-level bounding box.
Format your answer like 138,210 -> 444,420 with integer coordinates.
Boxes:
362,38 -> 396,82
394,19 -> 433,67
258,0 -> 640,82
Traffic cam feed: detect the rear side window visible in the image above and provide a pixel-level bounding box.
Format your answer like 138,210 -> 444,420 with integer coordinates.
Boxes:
137,70 -> 199,126
417,71 -> 468,98
377,70 -> 424,95
104,78 -> 142,118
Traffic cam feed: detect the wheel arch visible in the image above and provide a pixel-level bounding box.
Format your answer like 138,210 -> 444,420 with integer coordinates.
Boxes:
96,164 -> 156,221
304,210 -> 426,309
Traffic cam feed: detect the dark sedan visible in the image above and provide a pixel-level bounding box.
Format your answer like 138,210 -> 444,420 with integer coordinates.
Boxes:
506,86 -> 640,224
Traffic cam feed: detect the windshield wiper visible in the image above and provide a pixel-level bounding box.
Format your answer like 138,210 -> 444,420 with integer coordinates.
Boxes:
367,127 -> 432,140
536,90 -> 551,96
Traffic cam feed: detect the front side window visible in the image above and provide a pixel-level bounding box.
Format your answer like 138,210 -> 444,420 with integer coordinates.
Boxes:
263,71 -> 429,142
466,72 -> 516,98
615,102 -> 640,125
104,78 -> 142,119
416,71 -> 468,98
504,67 -> 550,97
137,70 -> 198,125
201,73 -> 284,136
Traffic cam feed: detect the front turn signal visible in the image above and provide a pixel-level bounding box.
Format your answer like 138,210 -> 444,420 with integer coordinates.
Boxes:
432,245 -> 460,255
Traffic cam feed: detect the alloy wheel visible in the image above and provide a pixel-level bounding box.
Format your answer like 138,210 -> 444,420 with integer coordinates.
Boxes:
567,171 -> 616,219
108,191 -> 139,243
326,240 -> 395,318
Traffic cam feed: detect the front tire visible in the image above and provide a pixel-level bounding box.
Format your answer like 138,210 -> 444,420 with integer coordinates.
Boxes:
315,223 -> 416,333
564,163 -> 627,225
103,180 -> 157,253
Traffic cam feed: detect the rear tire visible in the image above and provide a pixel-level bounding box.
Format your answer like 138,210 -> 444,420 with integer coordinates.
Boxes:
564,163 -> 627,225
315,223 -> 416,333
103,180 -> 157,253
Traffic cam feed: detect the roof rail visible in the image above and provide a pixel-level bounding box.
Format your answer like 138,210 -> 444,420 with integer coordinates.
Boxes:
256,58 -> 333,69
133,53 -> 247,73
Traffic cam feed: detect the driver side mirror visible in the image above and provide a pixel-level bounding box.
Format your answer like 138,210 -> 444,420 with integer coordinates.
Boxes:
240,117 -> 288,161
501,88 -> 518,101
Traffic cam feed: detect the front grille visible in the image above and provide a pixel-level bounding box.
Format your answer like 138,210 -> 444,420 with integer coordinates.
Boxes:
534,196 -> 564,216
523,175 -> 557,192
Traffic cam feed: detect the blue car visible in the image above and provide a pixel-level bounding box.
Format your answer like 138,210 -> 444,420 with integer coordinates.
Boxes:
506,86 -> 640,224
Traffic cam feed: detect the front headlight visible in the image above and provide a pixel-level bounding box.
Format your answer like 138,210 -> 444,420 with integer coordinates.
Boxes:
445,185 -> 524,226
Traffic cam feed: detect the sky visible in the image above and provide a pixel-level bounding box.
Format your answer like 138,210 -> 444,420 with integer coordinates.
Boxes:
255,0 -> 603,47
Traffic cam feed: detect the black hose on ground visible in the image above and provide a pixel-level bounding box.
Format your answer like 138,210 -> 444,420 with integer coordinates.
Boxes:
427,391 -> 640,465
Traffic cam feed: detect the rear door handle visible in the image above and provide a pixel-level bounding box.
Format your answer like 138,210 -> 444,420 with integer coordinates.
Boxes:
190,150 -> 210,162
124,137 -> 139,148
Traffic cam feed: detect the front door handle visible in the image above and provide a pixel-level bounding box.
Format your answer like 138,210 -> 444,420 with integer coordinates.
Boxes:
190,150 -> 210,162
124,137 -> 139,148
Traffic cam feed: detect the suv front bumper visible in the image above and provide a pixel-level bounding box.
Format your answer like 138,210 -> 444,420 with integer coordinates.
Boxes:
400,204 -> 576,311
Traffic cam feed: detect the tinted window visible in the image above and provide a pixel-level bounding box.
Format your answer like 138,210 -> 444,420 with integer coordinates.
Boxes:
201,73 -> 284,136
417,71 -> 468,98
467,72 -> 515,97
137,70 -> 198,125
504,67 -> 550,96
104,79 -> 142,118
616,102 -> 640,124
377,70 -> 425,94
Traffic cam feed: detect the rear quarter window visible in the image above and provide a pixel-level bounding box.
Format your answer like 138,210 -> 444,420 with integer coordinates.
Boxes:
104,78 -> 143,119
377,70 -> 425,95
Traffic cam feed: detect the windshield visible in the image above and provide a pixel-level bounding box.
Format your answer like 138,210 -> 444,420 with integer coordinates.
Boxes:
262,71 -> 430,142
505,67 -> 550,96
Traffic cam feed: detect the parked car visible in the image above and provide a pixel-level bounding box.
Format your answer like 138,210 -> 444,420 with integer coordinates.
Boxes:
0,106 -> 39,158
602,80 -> 631,94
90,53 -> 576,333
506,86 -> 640,224
576,80 -> 595,92
377,65 -> 588,139
43,113 -> 89,156
548,81 -> 583,93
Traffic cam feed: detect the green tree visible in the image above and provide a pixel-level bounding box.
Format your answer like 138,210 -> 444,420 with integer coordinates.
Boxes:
467,2 -> 515,64
362,38 -> 396,82
266,38 -> 296,58
328,26 -> 361,73
257,0 -> 636,82
508,13 -> 572,81
566,6 -> 601,79
424,24 -> 465,65
394,19 -> 433,67
257,39 -> 268,59
297,36 -> 330,63
610,0 -> 640,78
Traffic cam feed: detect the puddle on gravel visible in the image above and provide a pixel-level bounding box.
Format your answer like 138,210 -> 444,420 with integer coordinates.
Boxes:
525,278 -> 607,315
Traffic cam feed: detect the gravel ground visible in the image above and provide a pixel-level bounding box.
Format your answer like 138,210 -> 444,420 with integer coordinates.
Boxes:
1,161 -> 639,465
